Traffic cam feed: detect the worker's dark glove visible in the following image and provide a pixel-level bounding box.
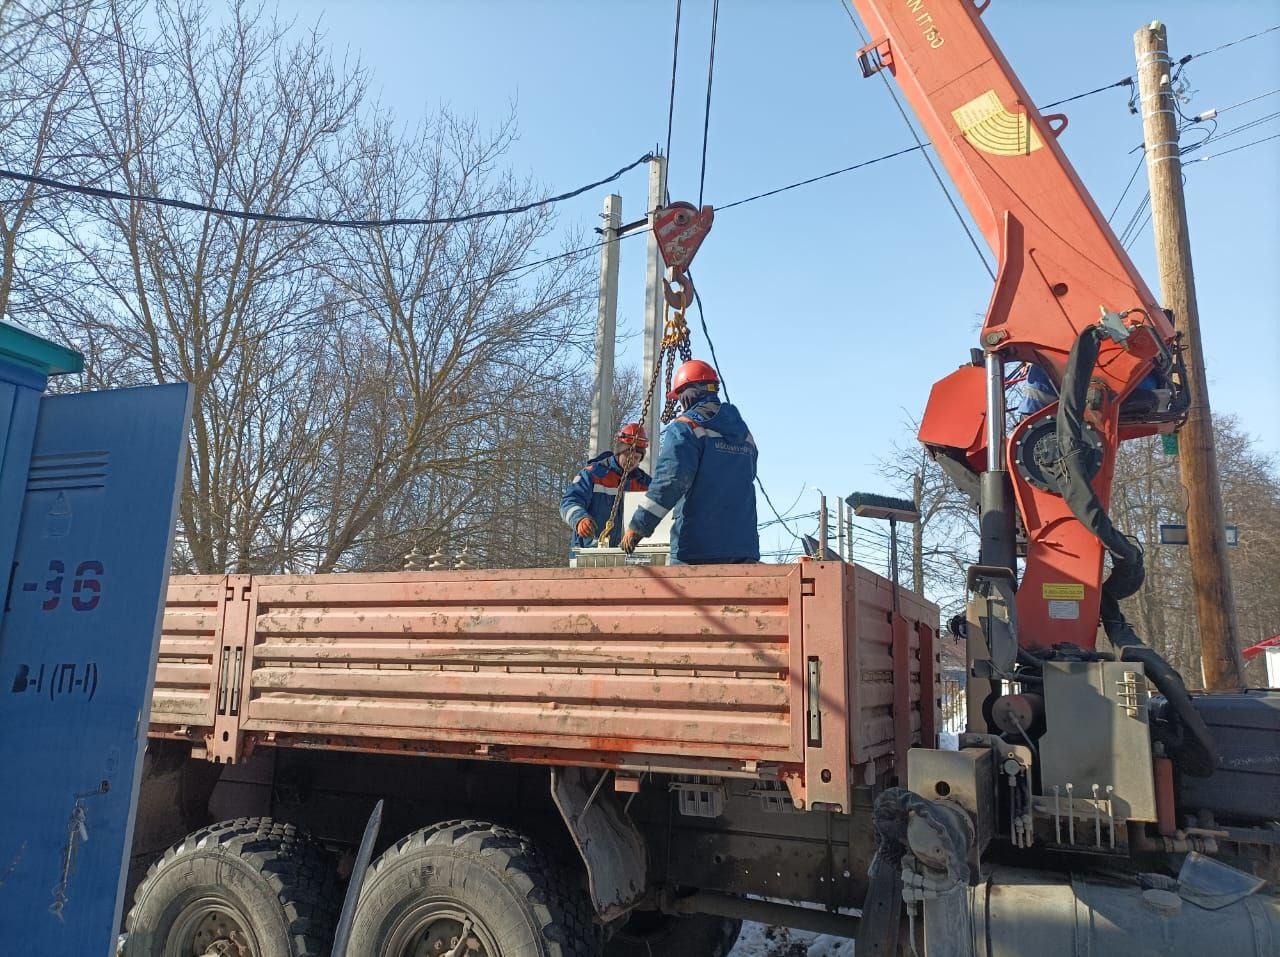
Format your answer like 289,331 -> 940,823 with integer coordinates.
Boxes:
620,528 -> 643,553
576,516 -> 598,538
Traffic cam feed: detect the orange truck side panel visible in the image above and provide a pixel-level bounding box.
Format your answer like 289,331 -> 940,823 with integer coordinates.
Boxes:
149,563 -> 938,813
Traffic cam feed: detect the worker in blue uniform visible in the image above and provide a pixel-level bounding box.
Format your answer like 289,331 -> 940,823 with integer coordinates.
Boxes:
1022,362 -> 1162,417
621,360 -> 760,564
560,422 -> 651,548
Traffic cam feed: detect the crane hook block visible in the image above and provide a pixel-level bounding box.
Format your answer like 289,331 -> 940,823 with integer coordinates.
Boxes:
653,202 -> 714,273
663,272 -> 695,310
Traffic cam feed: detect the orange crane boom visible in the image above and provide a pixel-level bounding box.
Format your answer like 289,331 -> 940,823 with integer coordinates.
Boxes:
848,0 -> 1182,652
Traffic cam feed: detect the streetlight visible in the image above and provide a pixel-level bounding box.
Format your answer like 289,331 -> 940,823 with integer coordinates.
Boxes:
846,492 -> 919,611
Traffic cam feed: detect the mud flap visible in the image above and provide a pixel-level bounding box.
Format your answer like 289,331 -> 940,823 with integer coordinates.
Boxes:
551,767 -> 647,923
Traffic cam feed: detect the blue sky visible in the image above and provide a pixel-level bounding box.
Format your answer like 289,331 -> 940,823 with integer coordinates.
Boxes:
273,0 -> 1280,561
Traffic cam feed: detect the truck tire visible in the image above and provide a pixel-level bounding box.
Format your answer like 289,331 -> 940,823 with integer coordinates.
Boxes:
123,817 -> 339,957
605,910 -> 742,957
347,819 -> 595,957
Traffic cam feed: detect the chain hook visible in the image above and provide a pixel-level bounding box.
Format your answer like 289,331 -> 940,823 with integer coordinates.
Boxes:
663,270 -> 694,311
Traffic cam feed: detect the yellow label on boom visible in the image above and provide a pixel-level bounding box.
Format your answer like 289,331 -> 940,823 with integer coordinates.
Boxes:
952,91 -> 1044,156
1042,583 -> 1085,600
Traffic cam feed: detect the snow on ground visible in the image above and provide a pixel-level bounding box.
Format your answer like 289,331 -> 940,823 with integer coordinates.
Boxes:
729,922 -> 854,957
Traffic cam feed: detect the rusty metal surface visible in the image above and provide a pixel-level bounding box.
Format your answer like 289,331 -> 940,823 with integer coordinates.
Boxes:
151,576 -> 227,727
148,562 -> 939,804
242,565 -> 798,763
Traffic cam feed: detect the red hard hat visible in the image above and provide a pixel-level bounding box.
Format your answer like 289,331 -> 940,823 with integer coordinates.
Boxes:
667,359 -> 719,401
615,421 -> 649,451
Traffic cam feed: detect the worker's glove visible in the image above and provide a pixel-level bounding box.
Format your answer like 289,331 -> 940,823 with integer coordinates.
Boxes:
576,516 -> 598,538
620,528 -> 643,554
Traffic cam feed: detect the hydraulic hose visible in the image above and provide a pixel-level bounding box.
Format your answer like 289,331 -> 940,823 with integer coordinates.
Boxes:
1055,326 -> 1218,777
1055,327 -> 1144,601
1103,604 -> 1218,777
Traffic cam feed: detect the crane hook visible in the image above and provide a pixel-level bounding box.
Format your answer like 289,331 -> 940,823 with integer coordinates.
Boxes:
663,270 -> 695,310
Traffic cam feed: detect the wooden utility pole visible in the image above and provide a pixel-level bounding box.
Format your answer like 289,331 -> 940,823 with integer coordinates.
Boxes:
1135,21 -> 1244,688
588,194 -> 622,457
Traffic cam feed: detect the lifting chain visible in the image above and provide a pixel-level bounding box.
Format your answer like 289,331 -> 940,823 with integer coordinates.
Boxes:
595,295 -> 693,548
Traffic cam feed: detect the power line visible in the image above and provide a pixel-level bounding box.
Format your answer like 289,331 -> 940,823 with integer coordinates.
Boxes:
261,227 -> 653,343
1108,153 -> 1146,222
681,272 -> 804,545
921,25 -> 1280,115
1120,191 -> 1151,249
1118,117 -> 1280,248
0,153 -> 654,228
1214,87 -> 1280,116
1183,23 -> 1280,62
1183,130 -> 1280,164
757,480 -> 806,546
717,144 -> 925,211
267,138 -> 977,345
1042,76 -> 1134,110
837,0 -> 996,280
1182,109 -> 1280,154
697,0 -> 721,209
664,0 -> 683,166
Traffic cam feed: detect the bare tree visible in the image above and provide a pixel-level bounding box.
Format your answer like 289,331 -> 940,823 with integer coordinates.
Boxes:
34,0 -> 369,573
298,109 -> 597,572
879,423 -> 980,622
3,2 -> 677,580
1112,416 -> 1280,687
0,0 -> 126,330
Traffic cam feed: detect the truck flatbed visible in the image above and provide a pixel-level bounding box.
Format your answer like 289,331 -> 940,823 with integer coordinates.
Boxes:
148,560 -> 939,813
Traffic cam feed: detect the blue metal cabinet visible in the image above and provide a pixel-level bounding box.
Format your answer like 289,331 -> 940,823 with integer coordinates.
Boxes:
0,376 -> 192,956
0,323 -> 83,639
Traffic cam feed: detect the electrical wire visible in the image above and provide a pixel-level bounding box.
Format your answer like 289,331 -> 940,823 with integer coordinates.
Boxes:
837,0 -> 996,280
261,227 -> 652,343
1122,193 -> 1153,251
1118,190 -> 1151,247
1042,76 -> 1134,110
1215,87 -> 1280,116
1181,109 -> 1280,154
988,22 -> 1279,114
665,0 -> 683,166
758,480 -> 806,546
717,144 -> 926,211
1183,23 -> 1280,62
680,266 -> 804,546
1107,154 -> 1146,223
1183,130 -> 1280,164
259,138 -> 978,344
697,0 -> 721,209
1117,113 -> 1280,245
0,153 -> 655,227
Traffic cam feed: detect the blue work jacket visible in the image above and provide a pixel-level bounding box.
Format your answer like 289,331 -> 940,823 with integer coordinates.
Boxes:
627,397 -> 760,564
561,452 -> 651,548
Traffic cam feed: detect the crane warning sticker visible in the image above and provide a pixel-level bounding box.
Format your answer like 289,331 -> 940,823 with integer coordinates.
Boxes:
952,91 -> 1044,157
1042,582 -> 1085,600
1048,600 -> 1081,620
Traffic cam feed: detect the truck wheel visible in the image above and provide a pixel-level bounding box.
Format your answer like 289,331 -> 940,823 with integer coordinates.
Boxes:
124,817 -> 339,957
605,910 -> 742,957
347,819 -> 594,957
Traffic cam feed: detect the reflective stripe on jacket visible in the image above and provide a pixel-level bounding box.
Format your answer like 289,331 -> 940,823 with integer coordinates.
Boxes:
628,397 -> 759,564
561,452 -> 651,548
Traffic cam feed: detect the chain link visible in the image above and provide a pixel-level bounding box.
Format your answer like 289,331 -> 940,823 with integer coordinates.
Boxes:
596,298 -> 693,546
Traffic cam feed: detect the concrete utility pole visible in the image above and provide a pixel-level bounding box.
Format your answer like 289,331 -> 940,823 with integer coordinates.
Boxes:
641,154 -> 668,473
1135,21 -> 1244,689
589,194 -> 622,457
